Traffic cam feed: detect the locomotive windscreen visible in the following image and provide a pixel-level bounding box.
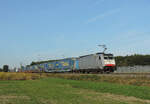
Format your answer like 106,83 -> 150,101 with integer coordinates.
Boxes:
104,54 -> 114,60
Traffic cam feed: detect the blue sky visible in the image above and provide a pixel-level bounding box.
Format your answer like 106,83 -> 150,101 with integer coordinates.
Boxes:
0,0 -> 150,68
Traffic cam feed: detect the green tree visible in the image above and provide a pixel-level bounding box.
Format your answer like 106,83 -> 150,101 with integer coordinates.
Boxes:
115,54 -> 150,66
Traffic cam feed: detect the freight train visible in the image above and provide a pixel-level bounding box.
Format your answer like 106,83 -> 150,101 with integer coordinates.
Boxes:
22,52 -> 116,73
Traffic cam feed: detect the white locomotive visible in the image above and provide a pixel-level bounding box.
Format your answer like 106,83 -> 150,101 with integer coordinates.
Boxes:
75,53 -> 116,73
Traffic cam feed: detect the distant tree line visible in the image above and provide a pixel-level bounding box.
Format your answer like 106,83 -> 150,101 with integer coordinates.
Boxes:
115,54 -> 150,66
0,65 -> 9,72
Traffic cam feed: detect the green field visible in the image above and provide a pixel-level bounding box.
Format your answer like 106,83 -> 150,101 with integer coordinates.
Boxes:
0,77 -> 150,104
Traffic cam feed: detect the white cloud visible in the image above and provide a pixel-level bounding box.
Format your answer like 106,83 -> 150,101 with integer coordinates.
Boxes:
86,8 -> 120,24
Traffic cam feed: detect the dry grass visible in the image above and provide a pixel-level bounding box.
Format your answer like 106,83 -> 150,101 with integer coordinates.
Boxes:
0,72 -> 43,80
0,95 -> 30,104
1,72 -> 150,87
45,73 -> 150,87
39,98 -> 57,104
0,95 -> 30,99
76,89 -> 150,104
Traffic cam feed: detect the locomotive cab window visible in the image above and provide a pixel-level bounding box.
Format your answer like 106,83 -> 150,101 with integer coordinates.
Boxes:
104,57 -> 108,59
109,57 -> 113,59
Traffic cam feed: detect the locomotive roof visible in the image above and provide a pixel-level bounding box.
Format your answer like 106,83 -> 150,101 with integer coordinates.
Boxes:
79,53 -> 113,58
96,52 -> 113,55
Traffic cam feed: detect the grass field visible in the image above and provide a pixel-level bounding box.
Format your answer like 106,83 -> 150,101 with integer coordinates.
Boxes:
0,77 -> 150,104
1,72 -> 150,87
